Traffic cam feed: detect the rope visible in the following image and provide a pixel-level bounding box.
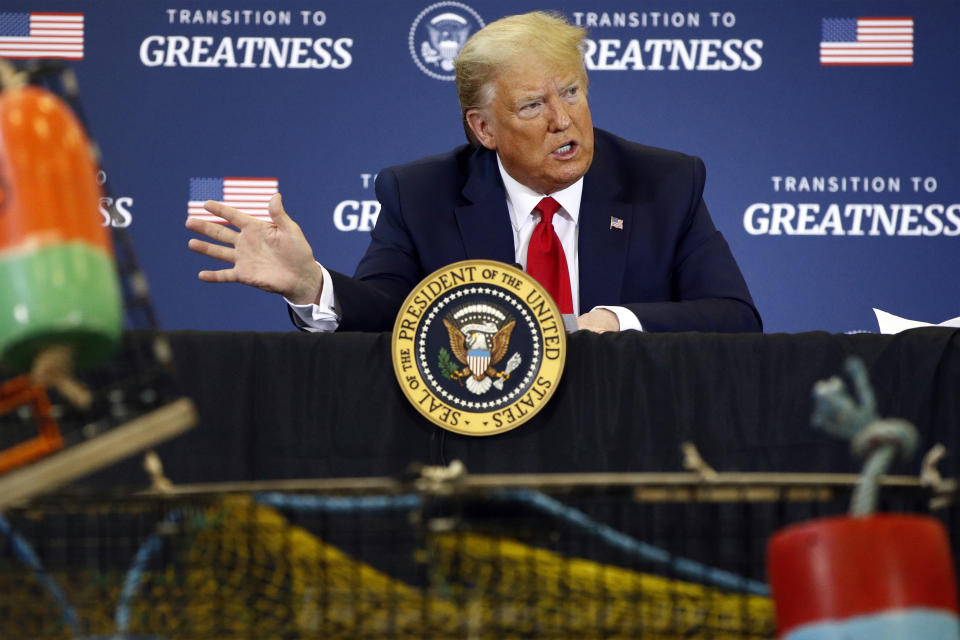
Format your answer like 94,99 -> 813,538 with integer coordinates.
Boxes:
254,492 -> 423,512
491,488 -> 770,596
115,510 -> 182,635
254,489 -> 768,595
849,418 -> 918,516
812,356 -> 919,515
0,513 -> 81,636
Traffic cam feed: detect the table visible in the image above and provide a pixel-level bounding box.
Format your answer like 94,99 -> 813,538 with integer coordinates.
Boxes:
88,328 -> 959,485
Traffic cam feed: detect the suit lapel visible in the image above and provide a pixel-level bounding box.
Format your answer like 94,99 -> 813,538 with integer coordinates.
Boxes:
578,140 -> 632,312
454,147 -> 515,264
578,199 -> 632,312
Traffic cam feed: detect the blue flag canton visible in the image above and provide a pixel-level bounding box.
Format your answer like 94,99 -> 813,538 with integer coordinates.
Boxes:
0,13 -> 30,36
189,177 -> 223,201
822,18 -> 856,42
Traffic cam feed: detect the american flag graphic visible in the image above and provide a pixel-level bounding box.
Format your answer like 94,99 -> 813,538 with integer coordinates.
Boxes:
188,177 -> 279,223
820,17 -> 914,66
0,13 -> 84,60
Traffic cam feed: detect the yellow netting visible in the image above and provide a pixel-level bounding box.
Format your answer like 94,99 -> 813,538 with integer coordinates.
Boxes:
428,532 -> 774,638
0,494 -> 775,639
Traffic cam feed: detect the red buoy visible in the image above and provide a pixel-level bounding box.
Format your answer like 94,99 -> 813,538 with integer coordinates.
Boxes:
768,514 -> 959,638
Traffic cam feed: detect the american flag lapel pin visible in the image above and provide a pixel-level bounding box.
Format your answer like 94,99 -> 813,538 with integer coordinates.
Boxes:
610,216 -> 624,230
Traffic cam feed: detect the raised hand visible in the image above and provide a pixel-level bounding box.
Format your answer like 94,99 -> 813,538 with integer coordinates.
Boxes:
185,193 -> 324,305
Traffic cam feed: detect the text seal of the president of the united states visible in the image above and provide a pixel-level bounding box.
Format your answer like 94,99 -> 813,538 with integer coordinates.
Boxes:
392,260 -> 566,436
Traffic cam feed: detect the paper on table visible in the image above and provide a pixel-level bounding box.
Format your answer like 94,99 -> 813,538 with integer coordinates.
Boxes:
873,308 -> 960,334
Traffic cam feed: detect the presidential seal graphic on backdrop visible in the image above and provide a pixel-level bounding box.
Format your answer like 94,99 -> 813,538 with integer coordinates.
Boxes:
409,2 -> 484,80
392,260 -> 566,436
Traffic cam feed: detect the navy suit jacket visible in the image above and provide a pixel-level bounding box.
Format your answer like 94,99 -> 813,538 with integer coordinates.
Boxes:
326,128 -> 761,333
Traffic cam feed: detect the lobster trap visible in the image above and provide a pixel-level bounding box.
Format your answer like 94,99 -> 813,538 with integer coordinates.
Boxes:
0,468 -> 955,639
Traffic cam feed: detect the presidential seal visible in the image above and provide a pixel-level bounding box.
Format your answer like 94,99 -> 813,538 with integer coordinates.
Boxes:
392,260 -> 566,436
408,2 -> 485,81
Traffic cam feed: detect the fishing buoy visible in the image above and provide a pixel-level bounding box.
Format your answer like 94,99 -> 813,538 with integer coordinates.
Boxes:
768,514 -> 959,639
0,79 -> 122,396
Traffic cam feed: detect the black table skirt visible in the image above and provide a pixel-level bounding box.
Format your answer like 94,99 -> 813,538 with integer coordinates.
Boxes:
84,327 -> 960,486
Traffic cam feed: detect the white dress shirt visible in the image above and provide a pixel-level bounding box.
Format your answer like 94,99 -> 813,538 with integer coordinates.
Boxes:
495,156 -> 641,331
289,156 -> 642,331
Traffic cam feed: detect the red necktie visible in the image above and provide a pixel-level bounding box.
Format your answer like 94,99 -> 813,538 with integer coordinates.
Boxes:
526,196 -> 573,314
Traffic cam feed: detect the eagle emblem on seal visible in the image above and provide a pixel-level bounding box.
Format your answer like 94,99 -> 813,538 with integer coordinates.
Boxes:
440,303 -> 522,395
421,12 -> 472,72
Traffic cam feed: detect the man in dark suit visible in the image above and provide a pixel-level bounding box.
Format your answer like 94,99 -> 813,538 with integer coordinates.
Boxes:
186,11 -> 760,334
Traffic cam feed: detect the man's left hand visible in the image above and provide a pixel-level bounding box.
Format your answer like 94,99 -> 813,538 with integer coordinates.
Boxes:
577,308 -> 620,333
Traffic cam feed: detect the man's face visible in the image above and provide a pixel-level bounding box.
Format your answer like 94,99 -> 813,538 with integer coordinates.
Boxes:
467,56 -> 594,195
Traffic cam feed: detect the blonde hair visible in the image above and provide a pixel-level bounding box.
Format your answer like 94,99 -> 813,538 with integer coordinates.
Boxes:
454,11 -> 588,145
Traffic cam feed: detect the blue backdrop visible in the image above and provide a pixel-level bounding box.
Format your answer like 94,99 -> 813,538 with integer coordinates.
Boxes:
5,0 -> 957,333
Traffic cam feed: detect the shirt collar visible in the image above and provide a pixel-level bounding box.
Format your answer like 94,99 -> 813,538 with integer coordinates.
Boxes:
496,154 -> 583,230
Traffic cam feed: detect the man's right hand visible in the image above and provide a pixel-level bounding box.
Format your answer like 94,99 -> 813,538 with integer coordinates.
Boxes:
185,193 -> 324,305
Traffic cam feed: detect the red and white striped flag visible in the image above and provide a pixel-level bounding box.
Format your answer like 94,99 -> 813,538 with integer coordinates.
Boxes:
820,17 -> 914,66
188,177 -> 279,223
0,13 -> 84,60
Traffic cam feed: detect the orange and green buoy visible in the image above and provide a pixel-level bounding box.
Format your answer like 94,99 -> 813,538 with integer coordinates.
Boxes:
0,82 -> 121,377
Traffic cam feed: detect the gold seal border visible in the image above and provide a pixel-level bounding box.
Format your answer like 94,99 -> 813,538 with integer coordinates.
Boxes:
391,260 -> 567,436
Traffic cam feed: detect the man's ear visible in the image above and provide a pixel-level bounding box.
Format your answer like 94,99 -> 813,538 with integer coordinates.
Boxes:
466,109 -> 496,150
